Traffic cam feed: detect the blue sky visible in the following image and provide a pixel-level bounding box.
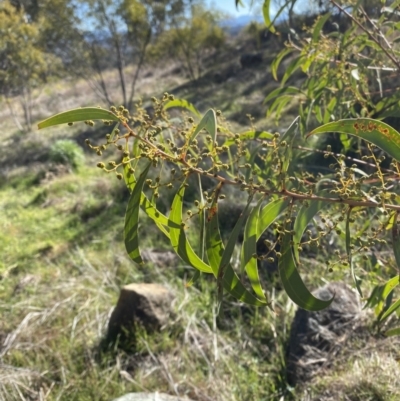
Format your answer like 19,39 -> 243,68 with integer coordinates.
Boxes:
207,0 -> 260,17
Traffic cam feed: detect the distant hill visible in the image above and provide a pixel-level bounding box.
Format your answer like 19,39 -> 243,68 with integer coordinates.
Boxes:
221,14 -> 264,35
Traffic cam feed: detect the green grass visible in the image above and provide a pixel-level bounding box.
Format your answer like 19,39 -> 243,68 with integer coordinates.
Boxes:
0,115 -> 296,400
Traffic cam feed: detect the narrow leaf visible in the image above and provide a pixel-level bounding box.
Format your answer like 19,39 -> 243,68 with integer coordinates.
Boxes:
271,47 -> 293,81
385,327 -> 400,337
38,107 -> 119,129
258,198 -> 290,239
280,116 -> 300,144
218,195 -> 254,297
123,161 -> 136,191
164,98 -> 201,117
140,196 -> 170,238
347,208 -> 363,297
190,109 -> 217,147
168,184 -> 212,273
264,86 -> 303,104
263,0 -> 293,34
293,191 -> 332,262
241,197 -> 267,301
269,95 -> 294,120
281,56 -> 305,86
279,230 -> 334,311
366,276 -> 399,315
312,13 -> 331,43
197,174 -> 206,261
245,145 -> 263,182
205,192 -> 266,306
380,298 -> 400,322
185,270 -> 201,287
123,163 -> 170,239
392,212 -> 400,276
308,119 -> 400,163
124,163 -> 151,265
262,0 -> 276,33
109,122 -> 120,142
219,197 -> 253,269
278,116 -> 299,175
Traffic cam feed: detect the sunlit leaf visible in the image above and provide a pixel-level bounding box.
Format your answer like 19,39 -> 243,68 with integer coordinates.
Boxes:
308,119 -> 400,162
123,161 -> 136,191
380,297 -> 400,321
164,98 -> 201,117
124,163 -> 151,265
366,276 -> 399,316
258,198 -> 290,239
271,47 -> 293,81
312,13 -> 331,43
38,107 -> 119,129
185,270 -> 201,287
262,0 -> 276,33
190,109 -> 217,147
263,0 -> 293,34
385,327 -> 400,336
282,56 -> 306,86
268,95 -> 294,120
140,196 -> 170,238
168,184 -> 212,273
340,133 -> 355,153
264,86 -> 304,105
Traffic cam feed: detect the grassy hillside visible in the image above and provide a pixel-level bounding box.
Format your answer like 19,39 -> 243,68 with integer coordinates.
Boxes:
1,34 -> 399,401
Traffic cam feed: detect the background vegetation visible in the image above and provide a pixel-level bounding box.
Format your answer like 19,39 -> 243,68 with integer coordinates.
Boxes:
1,0 -> 400,400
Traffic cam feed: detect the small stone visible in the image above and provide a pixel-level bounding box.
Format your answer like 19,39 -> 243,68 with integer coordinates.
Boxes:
107,283 -> 175,345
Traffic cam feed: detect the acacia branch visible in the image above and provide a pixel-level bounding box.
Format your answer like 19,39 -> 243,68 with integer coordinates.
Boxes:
118,118 -> 400,213
330,0 -> 400,70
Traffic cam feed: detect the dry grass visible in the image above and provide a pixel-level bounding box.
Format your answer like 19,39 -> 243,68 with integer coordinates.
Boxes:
305,350 -> 400,401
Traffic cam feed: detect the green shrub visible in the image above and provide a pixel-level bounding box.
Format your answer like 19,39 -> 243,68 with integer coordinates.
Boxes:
48,139 -> 84,171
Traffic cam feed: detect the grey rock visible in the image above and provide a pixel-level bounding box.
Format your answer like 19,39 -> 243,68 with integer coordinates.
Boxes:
286,282 -> 362,386
112,393 -> 193,401
107,283 -> 175,344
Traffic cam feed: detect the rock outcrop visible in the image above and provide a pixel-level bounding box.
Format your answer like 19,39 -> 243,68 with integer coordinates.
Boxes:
286,282 -> 363,385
